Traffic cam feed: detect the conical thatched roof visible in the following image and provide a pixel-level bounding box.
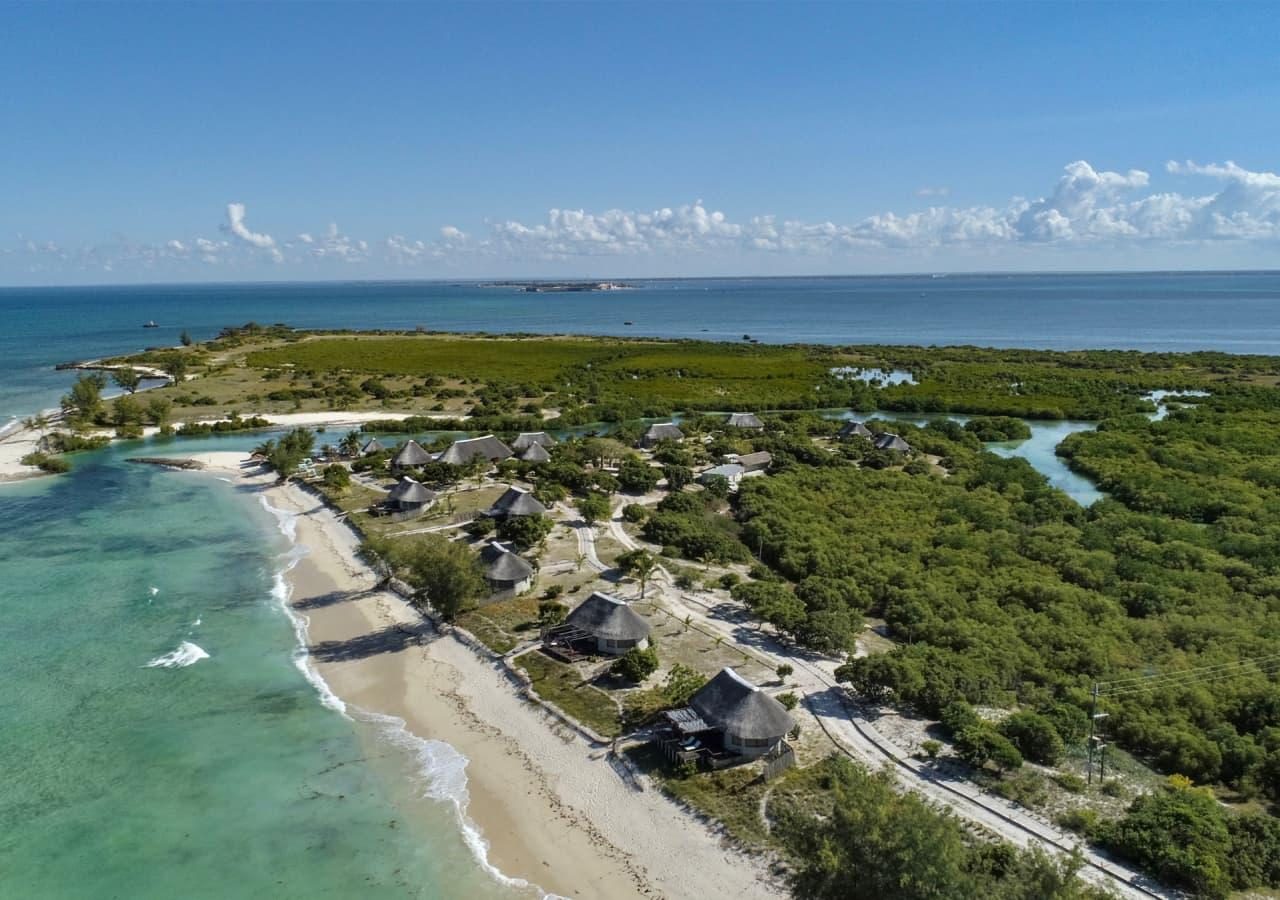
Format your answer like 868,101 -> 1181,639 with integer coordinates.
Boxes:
838,421 -> 873,440
480,541 -> 534,582
388,476 -> 438,505
520,442 -> 552,463
486,486 -> 548,518
564,592 -> 651,642
439,434 -> 513,466
726,412 -> 764,429
737,450 -> 772,471
511,431 -> 558,452
690,668 -> 795,741
392,439 -> 431,468
361,438 -> 385,455
874,432 -> 911,453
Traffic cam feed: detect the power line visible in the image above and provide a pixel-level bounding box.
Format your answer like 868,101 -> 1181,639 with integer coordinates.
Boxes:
1097,654 -> 1280,698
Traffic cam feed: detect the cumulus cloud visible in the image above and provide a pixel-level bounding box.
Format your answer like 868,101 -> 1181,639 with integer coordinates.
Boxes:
224,202 -> 282,261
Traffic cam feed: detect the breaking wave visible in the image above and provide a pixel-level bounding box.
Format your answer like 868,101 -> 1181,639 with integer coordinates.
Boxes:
145,641 -> 209,668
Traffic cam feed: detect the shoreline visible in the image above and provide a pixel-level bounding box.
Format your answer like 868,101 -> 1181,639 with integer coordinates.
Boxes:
197,451 -> 781,900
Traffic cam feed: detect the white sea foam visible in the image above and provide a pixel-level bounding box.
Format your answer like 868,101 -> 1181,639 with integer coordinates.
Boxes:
192,617 -> 201,627
149,586 -> 160,596
360,709 -> 548,896
258,495 -> 299,541
0,417 -> 18,438
145,641 -> 209,668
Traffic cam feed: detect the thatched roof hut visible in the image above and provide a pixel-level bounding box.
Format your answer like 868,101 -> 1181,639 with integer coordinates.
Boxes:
874,432 -> 911,453
486,486 -> 548,518
439,434 -> 513,466
838,421 -> 874,441
361,438 -> 385,456
519,442 -> 552,464
562,591 -> 651,654
737,450 -> 772,473
640,422 -> 684,447
726,412 -> 764,430
479,541 -> 534,594
391,439 -> 431,469
387,476 -> 438,511
511,431 -> 558,452
689,667 -> 795,756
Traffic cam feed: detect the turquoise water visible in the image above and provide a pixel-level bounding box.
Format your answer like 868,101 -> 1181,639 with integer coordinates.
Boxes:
0,435 -> 514,899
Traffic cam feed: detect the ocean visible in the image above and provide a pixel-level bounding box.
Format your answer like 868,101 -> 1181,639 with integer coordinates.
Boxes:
0,273 -> 1275,897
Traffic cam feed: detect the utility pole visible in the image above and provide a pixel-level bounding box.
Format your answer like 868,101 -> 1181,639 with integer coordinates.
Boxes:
1088,682 -> 1109,786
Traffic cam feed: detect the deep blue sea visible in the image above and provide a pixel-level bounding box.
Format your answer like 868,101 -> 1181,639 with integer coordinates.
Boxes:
0,273 -> 1276,897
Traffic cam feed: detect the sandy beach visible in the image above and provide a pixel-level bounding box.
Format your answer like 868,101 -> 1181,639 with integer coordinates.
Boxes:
192,451 -> 781,900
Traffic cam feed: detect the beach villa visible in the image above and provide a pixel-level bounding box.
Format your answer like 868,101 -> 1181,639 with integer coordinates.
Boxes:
385,476 -> 439,517
518,442 -> 552,464
479,540 -> 534,597
545,591 -> 651,656
838,421 -> 874,441
485,485 -> 548,519
511,432 -> 558,452
725,412 -> 764,430
874,432 -> 912,453
660,667 -> 796,766
391,439 -> 432,472
639,422 -> 684,448
439,434 -> 513,467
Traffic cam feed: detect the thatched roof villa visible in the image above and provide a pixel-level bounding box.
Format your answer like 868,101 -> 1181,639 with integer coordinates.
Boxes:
479,540 -> 534,596
391,439 -> 431,471
837,421 -> 874,441
874,432 -> 912,453
725,412 -> 764,430
511,431 -> 558,452
485,485 -> 549,518
683,667 -> 795,758
360,438 -> 385,456
519,442 -> 552,464
386,476 -> 438,515
639,422 -> 684,448
439,434 -> 513,466
552,591 -> 651,655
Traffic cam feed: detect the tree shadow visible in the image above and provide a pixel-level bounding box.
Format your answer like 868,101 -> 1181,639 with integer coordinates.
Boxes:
308,622 -> 436,663
292,587 -> 379,612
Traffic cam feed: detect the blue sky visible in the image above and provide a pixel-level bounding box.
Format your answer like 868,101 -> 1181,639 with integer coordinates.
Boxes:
3,1 -> 1279,284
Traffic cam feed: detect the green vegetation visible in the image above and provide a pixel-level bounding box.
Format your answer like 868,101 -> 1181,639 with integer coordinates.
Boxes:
454,595 -> 543,654
20,451 -> 71,474
612,644 -> 659,683
616,548 -> 659,598
367,533 -> 487,622
516,650 -> 620,737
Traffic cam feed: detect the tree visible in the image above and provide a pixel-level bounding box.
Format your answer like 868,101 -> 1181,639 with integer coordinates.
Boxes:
618,456 -> 660,493
955,726 -> 1023,773
112,367 -> 142,394
322,464 -> 351,492
399,535 -> 487,621
663,464 -> 693,491
617,548 -> 659,598
266,427 -> 316,480
576,493 -> 611,526
776,663 -> 794,682
180,329 -> 193,347
702,473 -> 731,498
613,645 -> 659,683
497,514 -> 553,551
999,711 -> 1065,766
61,373 -> 105,423
160,353 -> 188,383
338,430 -> 362,457
146,396 -> 173,429
113,395 -> 143,426
537,600 -> 567,627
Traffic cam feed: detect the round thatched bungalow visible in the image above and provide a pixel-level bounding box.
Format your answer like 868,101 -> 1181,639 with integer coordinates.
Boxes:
519,442 -> 552,464
391,439 -> 431,470
639,422 -> 684,448
689,667 -> 795,758
387,476 -> 438,515
360,438 -> 386,456
562,591 -> 651,655
874,432 -> 912,453
725,412 -> 764,430
838,421 -> 873,441
438,434 -> 512,466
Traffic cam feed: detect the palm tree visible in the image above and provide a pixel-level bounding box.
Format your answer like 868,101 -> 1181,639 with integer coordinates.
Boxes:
338,430 -> 362,457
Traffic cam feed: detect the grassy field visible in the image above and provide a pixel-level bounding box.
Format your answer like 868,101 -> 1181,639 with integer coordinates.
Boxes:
455,594 -> 542,655
515,649 -> 622,737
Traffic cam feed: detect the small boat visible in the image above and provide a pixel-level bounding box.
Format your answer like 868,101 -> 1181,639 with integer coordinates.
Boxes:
143,320 -> 159,328
624,321 -> 634,326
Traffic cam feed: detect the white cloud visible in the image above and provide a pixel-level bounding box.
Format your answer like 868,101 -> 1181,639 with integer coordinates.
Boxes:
915,186 -> 951,198
224,202 -> 282,261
